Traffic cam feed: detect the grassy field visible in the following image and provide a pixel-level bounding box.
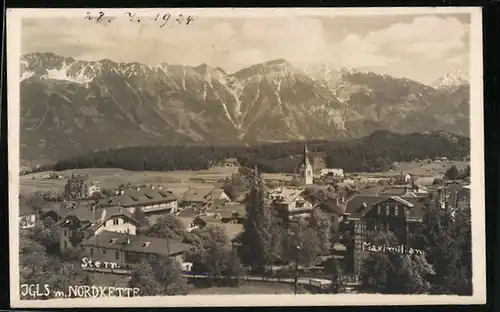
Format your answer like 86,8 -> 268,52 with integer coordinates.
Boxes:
20,167 -> 239,195
19,160 -> 469,195
353,160 -> 469,178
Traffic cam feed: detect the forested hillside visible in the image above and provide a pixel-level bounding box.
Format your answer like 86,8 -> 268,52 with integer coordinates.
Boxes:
49,131 -> 470,174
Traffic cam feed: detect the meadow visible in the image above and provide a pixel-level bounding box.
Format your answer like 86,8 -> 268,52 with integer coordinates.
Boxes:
20,167 -> 239,195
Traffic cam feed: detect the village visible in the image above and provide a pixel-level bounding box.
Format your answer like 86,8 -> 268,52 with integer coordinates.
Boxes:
18,144 -> 471,295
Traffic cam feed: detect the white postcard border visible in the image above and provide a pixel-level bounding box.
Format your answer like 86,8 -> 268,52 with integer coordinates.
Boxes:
7,7 -> 486,307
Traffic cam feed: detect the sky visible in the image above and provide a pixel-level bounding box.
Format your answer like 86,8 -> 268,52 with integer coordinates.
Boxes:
21,13 -> 471,85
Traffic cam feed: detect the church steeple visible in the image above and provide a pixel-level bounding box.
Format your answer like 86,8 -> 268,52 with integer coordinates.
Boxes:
300,141 -> 313,185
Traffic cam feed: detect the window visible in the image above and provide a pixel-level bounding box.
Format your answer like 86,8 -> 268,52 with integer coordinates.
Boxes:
115,251 -> 120,260
113,218 -> 119,225
90,248 -> 94,256
64,240 -> 68,249
102,249 -> 107,255
64,229 -> 67,236
386,205 -> 390,216
394,206 -> 399,216
377,205 -> 381,214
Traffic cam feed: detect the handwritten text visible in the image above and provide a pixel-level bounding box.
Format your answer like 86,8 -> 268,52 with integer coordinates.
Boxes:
84,11 -> 194,27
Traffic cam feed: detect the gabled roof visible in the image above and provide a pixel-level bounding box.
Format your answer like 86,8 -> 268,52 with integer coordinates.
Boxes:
211,202 -> 247,218
206,188 -> 227,200
177,217 -> 196,229
315,199 -> 345,215
99,188 -> 177,207
181,188 -> 212,203
56,202 -> 100,224
176,207 -> 200,218
345,195 -> 428,219
269,188 -> 306,205
81,231 -> 193,256
87,206 -> 141,231
56,205 -> 139,229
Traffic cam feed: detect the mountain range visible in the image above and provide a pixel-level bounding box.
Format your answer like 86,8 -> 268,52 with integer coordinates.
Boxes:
20,52 -> 470,164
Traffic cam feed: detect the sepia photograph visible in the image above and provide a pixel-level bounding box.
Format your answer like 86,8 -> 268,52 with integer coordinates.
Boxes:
7,7 -> 485,308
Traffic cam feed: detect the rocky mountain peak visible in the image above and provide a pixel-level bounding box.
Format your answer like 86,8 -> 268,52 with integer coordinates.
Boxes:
432,69 -> 469,89
19,52 -> 470,163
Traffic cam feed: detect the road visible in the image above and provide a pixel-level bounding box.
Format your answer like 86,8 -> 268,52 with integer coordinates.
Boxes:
183,273 -> 332,287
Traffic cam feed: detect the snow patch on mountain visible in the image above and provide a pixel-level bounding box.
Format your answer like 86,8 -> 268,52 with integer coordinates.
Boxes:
432,69 -> 469,89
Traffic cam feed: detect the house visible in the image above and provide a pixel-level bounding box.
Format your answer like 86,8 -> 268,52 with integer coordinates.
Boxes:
204,188 -> 231,203
98,186 -> 178,216
80,230 -> 193,270
176,207 -> 201,218
19,203 -> 37,229
207,202 -> 246,223
64,174 -> 100,200
314,198 -> 345,232
341,194 -> 430,275
320,169 -> 345,179
378,185 -> 427,197
177,217 -> 203,232
269,187 -> 314,220
179,188 -> 212,209
393,173 -> 412,185
56,204 -> 141,251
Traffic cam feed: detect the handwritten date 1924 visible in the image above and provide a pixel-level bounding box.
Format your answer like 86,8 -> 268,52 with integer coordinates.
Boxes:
84,11 -> 194,27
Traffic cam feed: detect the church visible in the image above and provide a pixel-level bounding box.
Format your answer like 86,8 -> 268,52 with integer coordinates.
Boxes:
299,143 -> 314,185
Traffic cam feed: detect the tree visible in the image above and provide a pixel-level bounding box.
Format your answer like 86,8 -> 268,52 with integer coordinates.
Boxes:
146,214 -> 186,241
25,219 -> 60,255
128,256 -> 188,296
283,220 -> 319,267
240,168 -> 273,271
303,186 -> 336,205
444,165 -> 460,180
359,230 -> 434,294
132,208 -> 150,227
309,208 -> 332,255
193,225 -> 243,282
19,234 -> 95,299
413,200 -> 472,295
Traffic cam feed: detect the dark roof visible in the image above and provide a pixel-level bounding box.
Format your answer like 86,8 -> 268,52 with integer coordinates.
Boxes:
315,199 -> 344,215
99,188 -> 177,207
215,203 -> 247,218
87,206 -> 140,231
81,231 -> 193,256
62,202 -> 100,223
197,215 -> 221,224
176,207 -> 200,218
345,195 -> 429,219
70,175 -> 88,181
181,188 -> 211,203
56,205 -> 139,230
